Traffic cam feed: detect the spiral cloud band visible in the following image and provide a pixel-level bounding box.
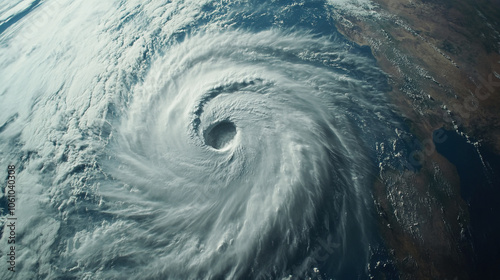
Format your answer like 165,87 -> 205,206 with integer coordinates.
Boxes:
0,1 -> 402,279
101,30 -> 394,279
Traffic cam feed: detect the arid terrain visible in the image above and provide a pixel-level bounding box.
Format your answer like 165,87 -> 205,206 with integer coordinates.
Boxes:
333,0 -> 500,278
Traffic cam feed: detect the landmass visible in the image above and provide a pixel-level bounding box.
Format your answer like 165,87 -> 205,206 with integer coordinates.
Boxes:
332,0 -> 500,278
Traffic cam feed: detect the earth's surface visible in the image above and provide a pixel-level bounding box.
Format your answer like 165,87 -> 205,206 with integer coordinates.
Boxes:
0,0 -> 499,279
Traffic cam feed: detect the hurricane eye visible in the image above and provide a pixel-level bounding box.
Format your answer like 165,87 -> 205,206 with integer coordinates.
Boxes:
204,120 -> 237,150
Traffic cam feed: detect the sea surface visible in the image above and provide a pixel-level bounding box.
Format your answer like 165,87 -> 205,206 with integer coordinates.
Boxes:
434,129 -> 500,279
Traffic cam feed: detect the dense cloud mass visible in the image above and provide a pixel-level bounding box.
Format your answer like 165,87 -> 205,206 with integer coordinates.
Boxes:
0,1 -> 406,279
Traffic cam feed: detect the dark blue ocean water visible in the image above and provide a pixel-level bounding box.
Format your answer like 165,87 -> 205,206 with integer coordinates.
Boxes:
434,129 -> 500,278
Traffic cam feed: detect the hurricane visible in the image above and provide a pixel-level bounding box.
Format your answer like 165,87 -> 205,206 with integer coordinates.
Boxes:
0,1 -> 403,279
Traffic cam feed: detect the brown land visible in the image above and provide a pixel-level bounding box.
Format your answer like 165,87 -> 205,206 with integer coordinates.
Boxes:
333,0 -> 500,278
